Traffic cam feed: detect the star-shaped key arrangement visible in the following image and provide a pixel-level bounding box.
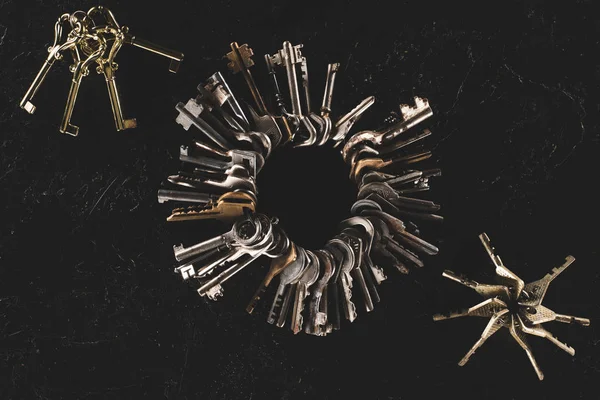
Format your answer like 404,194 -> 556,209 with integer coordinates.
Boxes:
434,233 -> 590,380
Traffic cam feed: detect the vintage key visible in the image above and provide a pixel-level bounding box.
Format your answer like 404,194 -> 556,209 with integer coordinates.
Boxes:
479,233 -> 524,299
266,246 -> 308,326
339,217 -> 387,285
322,245 -> 343,329
364,216 -> 411,274
264,53 -> 295,144
174,246 -> 230,281
99,57 -> 137,131
121,28 -> 184,73
191,141 -> 266,176
331,96 -> 375,146
291,250 -> 320,334
433,297 -> 508,321
316,63 -> 340,146
298,54 -> 327,144
366,193 -> 443,222
167,168 -> 256,193
196,214 -> 275,299
508,314 -> 544,380
327,238 -> 358,322
225,42 -> 287,147
342,97 -> 433,161
180,145 -> 263,179
246,237 -> 298,314
175,99 -> 233,150
520,304 -> 590,327
358,182 -> 441,213
441,270 -> 511,299
458,308 -> 511,367
347,129 -> 432,166
166,191 -> 256,222
20,13 -> 82,114
305,250 -> 334,335
157,188 -> 220,204
350,151 -> 432,181
204,71 -> 250,130
336,231 -> 374,312
173,215 -> 261,261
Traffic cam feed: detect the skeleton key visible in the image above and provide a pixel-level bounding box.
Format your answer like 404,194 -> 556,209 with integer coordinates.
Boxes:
20,13 -> 81,114
266,246 -> 308,326
316,63 -> 340,146
173,215 -> 261,261
174,246 -> 229,281
99,57 -> 137,131
246,238 -> 298,314
350,151 -> 432,181
264,53 -> 292,129
342,97 -> 433,161
305,250 -> 334,335
225,42 -> 287,146
166,191 -> 256,222
331,96 -> 376,147
196,214 -> 275,299
291,250 -> 320,334
121,28 -> 184,73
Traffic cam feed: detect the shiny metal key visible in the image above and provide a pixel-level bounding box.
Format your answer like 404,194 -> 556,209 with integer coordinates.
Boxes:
342,96 -> 432,161
291,250 -> 320,334
203,71 -> 250,130
358,182 -> 441,213
246,238 -> 298,314
180,145 -> 263,179
339,217 -> 387,285
331,96 -> 375,146
167,168 -> 256,194
305,250 -> 334,335
175,99 -> 232,150
316,63 -> 340,145
166,191 -> 256,222
336,231 -> 374,312
267,246 -> 308,326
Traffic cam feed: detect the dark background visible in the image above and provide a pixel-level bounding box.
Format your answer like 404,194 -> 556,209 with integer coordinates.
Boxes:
1,0 -> 599,398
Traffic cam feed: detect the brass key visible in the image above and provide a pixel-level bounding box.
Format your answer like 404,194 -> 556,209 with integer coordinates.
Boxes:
350,151 -> 432,181
246,242 -> 299,314
166,191 -> 255,222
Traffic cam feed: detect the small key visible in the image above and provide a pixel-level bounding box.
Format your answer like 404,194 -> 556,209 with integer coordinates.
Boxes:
331,96 -> 375,146
508,314 -> 544,380
322,245 -> 343,329
479,233 -> 524,300
173,246 -> 229,280
191,141 -> 266,176
458,308 -> 511,367
173,214 -> 261,261
246,239 -> 298,314
441,270 -> 511,299
175,99 -> 232,150
291,250 -> 320,334
167,191 -> 256,222
518,255 -> 575,307
350,151 -> 432,181
342,97 -> 433,161
327,238 -> 358,322
433,297 -> 508,321
267,246 -> 308,326
305,250 -> 334,335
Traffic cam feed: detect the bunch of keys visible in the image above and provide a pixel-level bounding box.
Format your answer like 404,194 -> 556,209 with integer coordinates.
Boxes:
19,6 -> 184,136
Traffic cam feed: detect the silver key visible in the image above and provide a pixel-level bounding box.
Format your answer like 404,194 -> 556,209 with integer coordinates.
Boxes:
291,249 -> 320,334
326,238 -> 358,322
175,99 -> 232,150
305,249 -> 334,335
180,145 -> 263,179
316,63 -> 340,146
331,96 -> 375,146
339,217 -> 387,285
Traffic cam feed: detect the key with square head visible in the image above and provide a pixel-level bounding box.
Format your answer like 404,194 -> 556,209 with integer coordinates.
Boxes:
267,245 -> 309,326
172,214 -> 261,262
20,13 -> 81,115
349,151 -> 432,181
291,250 -> 320,334
331,96 -> 376,146
121,28 -> 184,73
166,191 -> 256,222
246,232 -> 298,314
316,63 -> 340,146
342,96 -> 433,161
326,238 -> 358,322
173,246 -> 231,281
175,98 -> 233,150
305,249 -> 334,335
196,214 -> 275,300
336,231 -> 374,312
225,42 -> 288,146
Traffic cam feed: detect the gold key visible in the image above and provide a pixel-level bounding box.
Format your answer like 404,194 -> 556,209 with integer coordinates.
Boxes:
350,151 -> 432,182
166,191 -> 256,222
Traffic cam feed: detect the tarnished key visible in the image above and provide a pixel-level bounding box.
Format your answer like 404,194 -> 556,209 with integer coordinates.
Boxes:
366,193 -> 443,222
266,246 -> 308,326
331,96 -> 375,146
364,215 -> 410,274
336,231 -> 374,312
327,238 -> 358,322
358,182 -> 441,213
225,42 -> 287,147
172,215 -> 261,261
204,71 -> 250,130
158,189 -> 219,204
166,191 -> 256,222
339,217 -> 387,285
441,270 -> 511,299
191,141 -> 266,176
122,28 -> 184,73
180,145 -> 263,179
176,99 -> 232,150
305,250 -> 334,335
246,238 -> 298,314
291,250 -> 320,334
347,129 -> 432,166
167,168 -> 256,193
433,297 -> 508,321
20,13 -> 80,114
316,63 -> 340,146
479,233 -> 524,299
342,96 -> 433,161
322,246 -> 342,330
517,314 -> 575,356
508,314 -> 544,380
350,151 -> 432,181
298,54 -> 327,145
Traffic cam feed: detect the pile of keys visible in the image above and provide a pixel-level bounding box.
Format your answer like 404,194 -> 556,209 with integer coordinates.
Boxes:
435,233 -> 590,380
157,40 -> 442,336
19,6 -> 184,135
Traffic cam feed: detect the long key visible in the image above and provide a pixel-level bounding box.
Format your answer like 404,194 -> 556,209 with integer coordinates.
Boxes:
331,96 -> 375,146
366,193 -> 443,222
246,241 -> 298,314
267,247 -> 308,326
172,216 -> 260,261
350,151 -> 432,181
317,63 -> 340,146
204,71 -> 250,129
100,60 -> 137,131
157,189 -> 218,204
322,246 -> 342,330
291,250 -> 320,334
337,232 -> 374,312
519,255 -> 575,307
327,238 -> 358,322
175,99 -> 232,150
305,250 -> 333,335
342,96 -> 432,161
123,31 -> 184,73
180,145 -> 262,179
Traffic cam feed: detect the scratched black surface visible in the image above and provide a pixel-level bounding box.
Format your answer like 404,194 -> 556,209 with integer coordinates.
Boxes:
1,0 -> 600,399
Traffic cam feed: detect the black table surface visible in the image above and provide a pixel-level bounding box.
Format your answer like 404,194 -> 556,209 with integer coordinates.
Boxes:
1,0 -> 599,399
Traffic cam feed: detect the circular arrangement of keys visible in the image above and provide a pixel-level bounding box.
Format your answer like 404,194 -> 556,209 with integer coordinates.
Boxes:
158,40 -> 442,336
19,6 -> 184,136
